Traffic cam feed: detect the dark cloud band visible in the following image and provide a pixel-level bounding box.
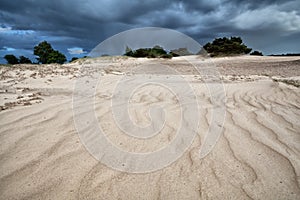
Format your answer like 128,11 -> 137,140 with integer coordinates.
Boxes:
0,0 -> 299,63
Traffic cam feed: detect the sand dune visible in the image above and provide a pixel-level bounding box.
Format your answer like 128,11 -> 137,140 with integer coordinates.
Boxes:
0,56 -> 300,199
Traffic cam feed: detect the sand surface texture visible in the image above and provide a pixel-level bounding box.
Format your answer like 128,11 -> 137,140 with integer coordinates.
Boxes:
0,56 -> 300,199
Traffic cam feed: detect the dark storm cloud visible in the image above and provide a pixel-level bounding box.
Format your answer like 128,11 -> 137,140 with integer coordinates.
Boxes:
0,0 -> 300,63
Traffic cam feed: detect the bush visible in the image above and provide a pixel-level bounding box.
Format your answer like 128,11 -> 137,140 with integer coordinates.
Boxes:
19,56 -> 32,64
70,57 -> 79,62
4,55 -> 33,64
161,54 -> 173,59
250,51 -> 263,56
47,50 -> 67,64
124,45 -> 172,58
203,37 -> 252,57
4,54 -> 19,64
170,48 -> 193,57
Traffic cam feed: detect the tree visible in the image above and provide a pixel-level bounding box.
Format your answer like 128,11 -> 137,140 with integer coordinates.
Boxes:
4,54 -> 19,64
34,41 -> 66,64
19,56 -> 32,64
34,41 -> 53,64
203,37 -> 252,57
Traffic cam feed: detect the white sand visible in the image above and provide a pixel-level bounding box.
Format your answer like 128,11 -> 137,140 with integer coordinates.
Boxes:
0,56 -> 300,199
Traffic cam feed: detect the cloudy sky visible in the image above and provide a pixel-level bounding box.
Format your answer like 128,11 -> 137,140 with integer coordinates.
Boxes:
0,0 -> 300,63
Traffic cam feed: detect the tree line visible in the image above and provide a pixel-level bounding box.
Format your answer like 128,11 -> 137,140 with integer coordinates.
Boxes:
4,36 -> 264,64
4,41 -> 67,65
124,36 -> 263,58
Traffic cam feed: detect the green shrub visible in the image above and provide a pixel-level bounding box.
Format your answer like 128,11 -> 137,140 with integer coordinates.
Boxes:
47,50 -> 67,64
203,37 -> 252,57
170,48 -> 193,57
124,45 -> 172,58
250,51 -> 263,56
19,56 -> 32,64
4,54 -> 19,64
70,57 -> 79,62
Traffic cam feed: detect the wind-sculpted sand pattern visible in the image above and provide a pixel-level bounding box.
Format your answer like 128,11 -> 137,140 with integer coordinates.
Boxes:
0,56 -> 300,199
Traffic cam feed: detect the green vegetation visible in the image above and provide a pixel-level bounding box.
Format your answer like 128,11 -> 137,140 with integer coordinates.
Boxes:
47,50 -> 67,64
4,55 -> 32,64
250,51 -> 263,56
70,57 -> 79,62
4,54 -> 19,64
3,41 -> 67,65
124,45 -> 172,58
34,41 -> 66,64
19,56 -> 32,63
170,48 -> 193,57
203,37 -> 252,57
